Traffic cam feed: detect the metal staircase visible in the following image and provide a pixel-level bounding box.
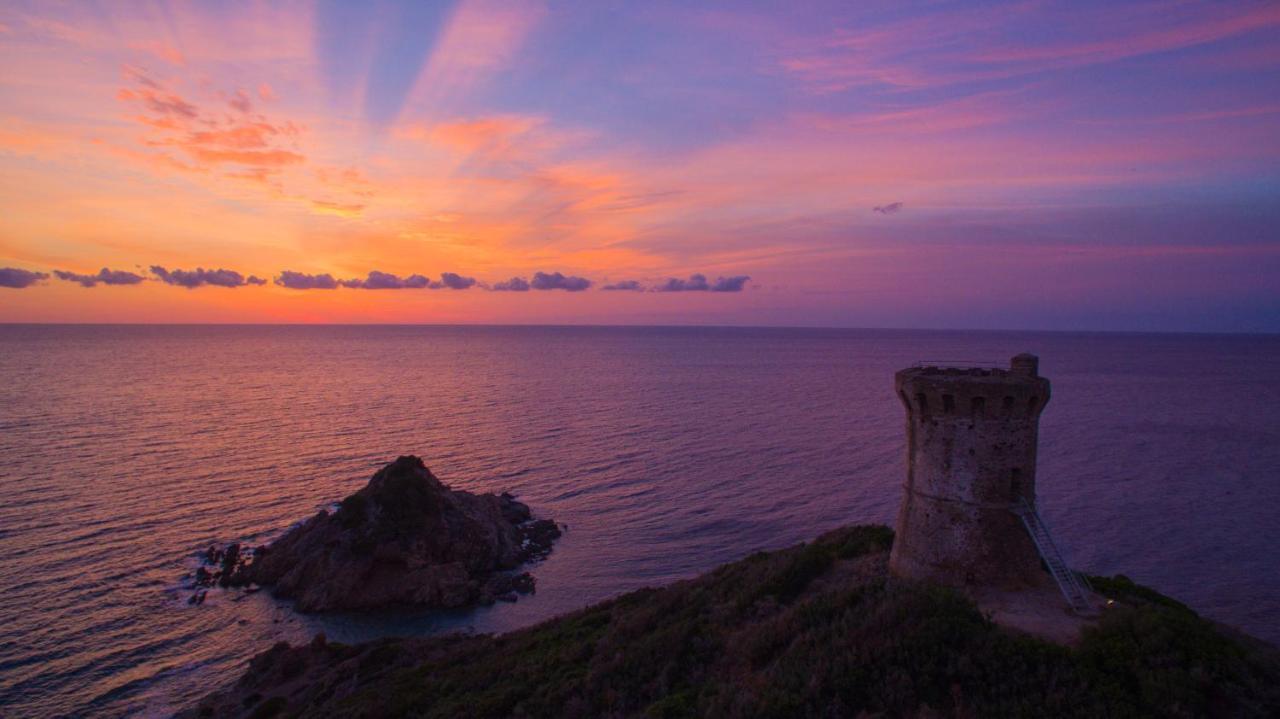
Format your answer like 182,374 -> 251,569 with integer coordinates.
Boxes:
1013,499 -> 1095,615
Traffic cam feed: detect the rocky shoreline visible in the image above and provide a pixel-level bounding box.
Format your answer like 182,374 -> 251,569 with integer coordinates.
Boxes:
181,524 -> 1280,718
189,456 -> 561,612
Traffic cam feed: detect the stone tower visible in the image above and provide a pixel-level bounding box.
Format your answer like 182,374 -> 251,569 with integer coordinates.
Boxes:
889,354 -> 1051,589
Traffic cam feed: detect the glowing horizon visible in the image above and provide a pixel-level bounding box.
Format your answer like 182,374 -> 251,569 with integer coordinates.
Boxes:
1,0 -> 1277,331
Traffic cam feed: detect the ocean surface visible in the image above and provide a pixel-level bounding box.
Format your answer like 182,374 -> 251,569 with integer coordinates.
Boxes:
1,325 -> 1278,717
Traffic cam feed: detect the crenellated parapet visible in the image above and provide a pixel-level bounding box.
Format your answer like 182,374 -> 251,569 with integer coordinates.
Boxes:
896,360 -> 1049,424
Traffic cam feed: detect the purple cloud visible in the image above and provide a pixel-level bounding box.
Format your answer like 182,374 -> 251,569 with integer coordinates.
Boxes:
0,267 -> 48,288
151,266 -> 258,288
656,273 -> 751,292
275,270 -> 339,290
531,271 -> 591,291
431,272 -> 476,290
53,268 -> 146,287
602,280 -> 644,291
340,270 -> 430,289
228,89 -> 252,114
491,276 -> 530,291
656,274 -> 710,292
711,275 -> 751,292
873,202 -> 903,215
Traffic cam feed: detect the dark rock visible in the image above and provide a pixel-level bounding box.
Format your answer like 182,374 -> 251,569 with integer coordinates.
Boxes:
520,519 -> 561,561
204,456 -> 560,612
510,573 -> 536,595
500,496 -> 532,524
194,566 -> 213,588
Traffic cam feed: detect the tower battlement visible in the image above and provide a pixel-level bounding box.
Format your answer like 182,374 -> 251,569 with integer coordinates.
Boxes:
896,355 -> 1050,423
889,354 -> 1052,589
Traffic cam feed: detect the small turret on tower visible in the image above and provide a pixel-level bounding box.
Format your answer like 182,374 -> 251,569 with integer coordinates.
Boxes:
889,354 -> 1051,589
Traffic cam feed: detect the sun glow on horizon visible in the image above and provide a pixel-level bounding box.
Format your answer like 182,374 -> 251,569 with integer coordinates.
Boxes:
1,0 -> 1277,331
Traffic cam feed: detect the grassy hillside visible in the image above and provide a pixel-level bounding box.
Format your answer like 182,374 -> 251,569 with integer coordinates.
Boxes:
187,525 -> 1280,718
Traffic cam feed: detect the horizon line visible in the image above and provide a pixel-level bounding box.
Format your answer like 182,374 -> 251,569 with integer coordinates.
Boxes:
0,321 -> 1274,338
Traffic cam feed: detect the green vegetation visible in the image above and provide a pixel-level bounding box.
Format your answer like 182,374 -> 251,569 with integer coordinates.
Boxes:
198,525 -> 1280,718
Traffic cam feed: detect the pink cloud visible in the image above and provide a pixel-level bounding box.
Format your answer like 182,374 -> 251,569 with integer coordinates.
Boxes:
117,70 -> 306,174
402,0 -> 545,121
227,89 -> 253,114
782,2 -> 1280,93
974,4 -> 1280,67
129,40 -> 185,66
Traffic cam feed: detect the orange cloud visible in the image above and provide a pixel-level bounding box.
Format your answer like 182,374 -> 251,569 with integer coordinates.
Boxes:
186,122 -> 299,150
183,147 -> 304,167
128,40 -> 185,66
115,69 -> 312,186
311,199 -> 365,217
426,115 -> 542,152
0,117 -> 74,155
117,85 -> 197,118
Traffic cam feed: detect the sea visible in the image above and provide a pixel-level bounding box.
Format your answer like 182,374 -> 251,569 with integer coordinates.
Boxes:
0,325 -> 1277,717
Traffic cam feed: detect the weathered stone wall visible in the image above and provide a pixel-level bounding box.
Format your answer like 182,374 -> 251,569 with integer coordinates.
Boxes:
888,355 -> 1052,589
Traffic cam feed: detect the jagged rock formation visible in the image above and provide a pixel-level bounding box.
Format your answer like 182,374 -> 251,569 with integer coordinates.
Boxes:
199,456 -> 560,612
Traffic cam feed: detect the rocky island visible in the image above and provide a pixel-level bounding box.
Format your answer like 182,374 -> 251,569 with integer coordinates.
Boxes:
195,456 -> 561,612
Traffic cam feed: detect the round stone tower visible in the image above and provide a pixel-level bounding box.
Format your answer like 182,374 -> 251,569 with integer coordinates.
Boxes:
889,354 -> 1051,589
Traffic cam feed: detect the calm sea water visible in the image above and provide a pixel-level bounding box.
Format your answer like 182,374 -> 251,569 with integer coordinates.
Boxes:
1,325 -> 1277,717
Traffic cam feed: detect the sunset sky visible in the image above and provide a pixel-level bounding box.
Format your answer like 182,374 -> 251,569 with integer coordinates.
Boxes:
1,0 -> 1277,330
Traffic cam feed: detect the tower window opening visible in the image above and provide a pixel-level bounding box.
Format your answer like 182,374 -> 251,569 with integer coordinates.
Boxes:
970,396 -> 985,417
1002,396 -> 1014,413
942,394 -> 955,413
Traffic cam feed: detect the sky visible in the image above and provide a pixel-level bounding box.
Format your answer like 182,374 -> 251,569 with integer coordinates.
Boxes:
0,0 -> 1277,331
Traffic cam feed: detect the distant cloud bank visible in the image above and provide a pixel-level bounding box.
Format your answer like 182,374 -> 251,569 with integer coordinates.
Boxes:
6,264 -> 754,296
530,271 -> 591,291
709,275 -> 751,292
601,275 -> 751,292
54,268 -> 146,287
434,272 -> 476,290
491,276 -> 531,291
152,266 -> 265,288
340,271 -> 431,290
602,280 -> 644,291
281,270 -> 480,290
276,270 -> 339,290
655,273 -> 751,292
0,268 -> 48,288
491,272 -> 591,292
